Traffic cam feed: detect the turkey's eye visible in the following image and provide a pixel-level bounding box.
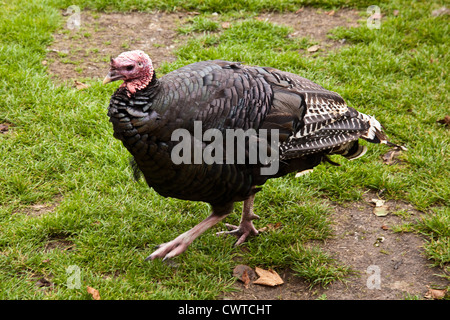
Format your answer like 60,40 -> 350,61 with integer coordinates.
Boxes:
126,65 -> 134,71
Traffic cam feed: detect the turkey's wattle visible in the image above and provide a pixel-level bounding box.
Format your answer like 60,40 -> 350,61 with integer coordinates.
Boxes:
104,50 -> 402,261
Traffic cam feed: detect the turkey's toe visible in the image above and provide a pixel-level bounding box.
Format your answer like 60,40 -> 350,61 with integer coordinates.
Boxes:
216,221 -> 259,246
145,239 -> 190,261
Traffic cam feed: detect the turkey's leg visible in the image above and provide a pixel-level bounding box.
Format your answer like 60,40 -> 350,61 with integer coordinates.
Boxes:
146,203 -> 233,261
216,194 -> 259,246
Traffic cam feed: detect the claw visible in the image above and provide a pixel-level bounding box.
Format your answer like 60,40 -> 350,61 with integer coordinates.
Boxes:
145,238 -> 190,261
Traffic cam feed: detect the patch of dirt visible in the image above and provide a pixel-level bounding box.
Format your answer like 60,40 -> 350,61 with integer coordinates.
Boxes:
47,11 -> 189,82
0,122 -> 12,134
44,238 -> 75,252
46,8 -> 361,82
257,8 -> 361,52
225,192 -> 449,300
16,195 -> 62,217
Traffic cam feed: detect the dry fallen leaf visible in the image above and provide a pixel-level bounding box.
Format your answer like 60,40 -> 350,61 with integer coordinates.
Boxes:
221,22 -> 231,29
374,206 -> 389,217
268,222 -> 282,231
393,10 -> 399,16
87,286 -> 101,300
371,199 -> 385,207
425,288 -> 447,300
431,7 -> 449,17
35,277 -> 53,288
233,264 -> 257,287
307,45 -> 320,53
259,222 -> 283,233
253,267 -> 284,287
382,148 -> 403,165
74,80 -> 90,90
295,8 -> 304,14
241,270 -> 251,289
325,10 -> 335,16
437,115 -> 450,127
370,199 -> 389,217
0,123 -> 10,133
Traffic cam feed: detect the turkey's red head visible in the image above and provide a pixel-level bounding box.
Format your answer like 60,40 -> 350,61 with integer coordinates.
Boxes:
103,50 -> 154,95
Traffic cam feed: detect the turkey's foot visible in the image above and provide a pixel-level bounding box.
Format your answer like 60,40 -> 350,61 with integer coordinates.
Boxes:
145,210 -> 229,261
216,194 -> 259,246
145,237 -> 191,261
216,219 -> 259,246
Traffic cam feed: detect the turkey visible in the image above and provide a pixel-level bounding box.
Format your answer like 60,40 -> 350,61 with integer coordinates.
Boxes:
104,50 -> 402,261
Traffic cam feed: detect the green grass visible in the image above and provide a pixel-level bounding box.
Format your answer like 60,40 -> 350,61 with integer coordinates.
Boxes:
178,16 -> 220,34
0,0 -> 449,299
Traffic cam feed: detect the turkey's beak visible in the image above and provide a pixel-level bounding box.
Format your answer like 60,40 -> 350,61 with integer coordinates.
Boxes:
103,70 -> 123,84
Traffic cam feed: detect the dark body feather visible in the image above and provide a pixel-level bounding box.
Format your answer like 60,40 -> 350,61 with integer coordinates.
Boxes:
108,60 -> 386,209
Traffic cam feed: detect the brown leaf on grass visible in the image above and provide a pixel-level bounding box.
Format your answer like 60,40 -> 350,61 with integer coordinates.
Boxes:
382,148 -> 403,165
425,288 -> 447,300
307,45 -> 320,52
431,7 -> 449,17
253,267 -> 284,287
241,270 -> 251,289
295,8 -> 304,14
35,277 -> 53,288
233,264 -> 257,287
437,115 -> 450,127
87,286 -> 101,300
259,222 -> 282,233
221,22 -> 231,29
74,80 -> 90,90
0,123 -> 11,133
325,10 -> 335,16
393,10 -> 399,16
268,222 -> 282,230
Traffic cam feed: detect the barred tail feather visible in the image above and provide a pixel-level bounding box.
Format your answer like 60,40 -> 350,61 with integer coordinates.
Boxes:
360,114 -> 407,150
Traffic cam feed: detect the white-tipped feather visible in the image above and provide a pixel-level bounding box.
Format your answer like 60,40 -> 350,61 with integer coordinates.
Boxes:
359,114 -> 382,141
295,169 -> 314,178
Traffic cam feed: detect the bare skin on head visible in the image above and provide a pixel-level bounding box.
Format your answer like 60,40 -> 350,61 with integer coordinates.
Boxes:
103,50 -> 154,95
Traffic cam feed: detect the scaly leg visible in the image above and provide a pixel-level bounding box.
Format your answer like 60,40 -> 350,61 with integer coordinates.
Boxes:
146,203 -> 233,261
216,194 -> 259,246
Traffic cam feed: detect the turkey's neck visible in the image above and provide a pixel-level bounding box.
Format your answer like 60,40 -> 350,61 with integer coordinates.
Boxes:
120,71 -> 156,97
108,70 -> 162,147
123,71 -> 159,97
